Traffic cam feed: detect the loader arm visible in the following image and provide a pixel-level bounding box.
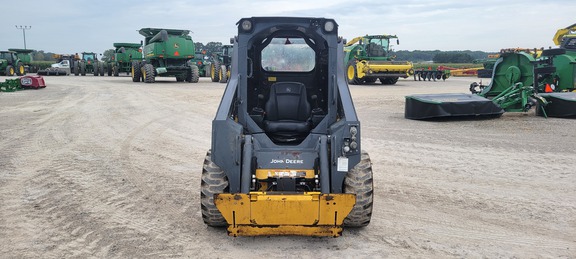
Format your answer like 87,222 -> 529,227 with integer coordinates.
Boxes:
344,36 -> 363,47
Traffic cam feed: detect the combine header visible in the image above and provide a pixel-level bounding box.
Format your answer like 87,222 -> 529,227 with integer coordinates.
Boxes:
406,23 -> 576,120
1,76 -> 46,92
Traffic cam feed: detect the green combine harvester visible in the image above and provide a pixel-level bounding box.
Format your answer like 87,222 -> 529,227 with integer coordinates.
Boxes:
132,28 -> 199,83
344,34 -> 413,85
107,43 -> 142,76
405,23 -> 576,120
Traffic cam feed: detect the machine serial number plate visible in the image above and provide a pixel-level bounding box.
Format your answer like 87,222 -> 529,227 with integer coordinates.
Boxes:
337,157 -> 348,172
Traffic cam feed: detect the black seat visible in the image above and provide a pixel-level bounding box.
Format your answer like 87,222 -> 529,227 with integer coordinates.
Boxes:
367,43 -> 385,57
263,82 -> 311,137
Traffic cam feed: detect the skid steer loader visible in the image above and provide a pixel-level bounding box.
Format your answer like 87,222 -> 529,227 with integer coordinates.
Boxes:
201,17 -> 374,237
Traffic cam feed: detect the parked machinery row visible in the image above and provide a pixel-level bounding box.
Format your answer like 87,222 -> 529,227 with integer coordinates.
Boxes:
37,52 -> 106,76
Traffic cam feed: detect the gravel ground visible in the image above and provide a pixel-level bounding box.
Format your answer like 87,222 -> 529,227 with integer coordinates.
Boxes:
0,74 -> 574,258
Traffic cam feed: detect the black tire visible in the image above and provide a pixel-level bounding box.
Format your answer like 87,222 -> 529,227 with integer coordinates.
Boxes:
477,69 -> 492,78
343,151 -> 374,227
218,65 -> 228,83
16,62 -> 25,76
81,62 -> 86,76
210,61 -> 220,82
100,63 -> 105,76
434,72 -> 442,81
5,65 -> 15,76
201,150 -> 229,227
107,63 -> 112,76
380,77 -> 399,85
93,63 -> 99,76
131,61 -> 141,82
74,61 -> 80,76
186,65 -> 200,83
176,75 -> 185,82
347,60 -> 362,85
201,65 -> 208,77
142,63 -> 155,83
364,78 -> 377,84
113,64 -> 119,77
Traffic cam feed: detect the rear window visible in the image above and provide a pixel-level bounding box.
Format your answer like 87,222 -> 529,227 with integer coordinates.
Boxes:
261,38 -> 315,72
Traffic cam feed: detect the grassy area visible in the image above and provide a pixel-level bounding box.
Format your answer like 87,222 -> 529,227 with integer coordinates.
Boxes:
30,61 -> 54,70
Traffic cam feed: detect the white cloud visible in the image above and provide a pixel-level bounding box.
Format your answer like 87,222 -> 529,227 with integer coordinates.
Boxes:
1,0 -> 574,54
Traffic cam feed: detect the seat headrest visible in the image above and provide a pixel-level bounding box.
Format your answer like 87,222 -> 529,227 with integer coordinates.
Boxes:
271,82 -> 306,95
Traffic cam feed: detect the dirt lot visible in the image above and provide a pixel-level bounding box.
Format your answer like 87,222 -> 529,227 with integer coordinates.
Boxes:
0,75 -> 574,258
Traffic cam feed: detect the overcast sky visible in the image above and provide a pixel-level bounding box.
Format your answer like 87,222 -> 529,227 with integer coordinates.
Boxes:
1,0 -> 574,54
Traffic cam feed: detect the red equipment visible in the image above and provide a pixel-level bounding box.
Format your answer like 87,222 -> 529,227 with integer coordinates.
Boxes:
19,75 -> 46,89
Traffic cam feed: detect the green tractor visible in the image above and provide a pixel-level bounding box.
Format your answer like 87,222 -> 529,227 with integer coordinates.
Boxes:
190,50 -> 210,77
210,44 -> 233,83
0,50 -> 26,76
107,43 -> 142,76
344,35 -> 413,85
131,28 -> 199,83
74,52 -> 104,76
8,48 -> 34,73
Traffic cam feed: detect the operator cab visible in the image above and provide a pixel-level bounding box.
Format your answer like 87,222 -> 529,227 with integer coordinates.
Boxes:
0,51 -> 18,62
366,38 -> 387,57
83,53 -> 96,61
245,27 -> 329,144
561,36 -> 576,50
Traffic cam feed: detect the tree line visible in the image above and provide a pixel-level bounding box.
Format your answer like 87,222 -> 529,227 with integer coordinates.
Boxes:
392,50 -> 496,63
25,45 -> 496,64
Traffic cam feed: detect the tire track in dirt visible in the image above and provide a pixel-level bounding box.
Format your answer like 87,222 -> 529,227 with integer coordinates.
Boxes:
119,116 -> 201,225
16,162 -> 184,258
364,133 -> 575,257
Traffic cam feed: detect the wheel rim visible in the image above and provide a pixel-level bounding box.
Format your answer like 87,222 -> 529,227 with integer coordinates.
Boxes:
142,68 -> 146,80
19,66 -> 24,74
10,68 -> 14,75
347,65 -> 355,80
